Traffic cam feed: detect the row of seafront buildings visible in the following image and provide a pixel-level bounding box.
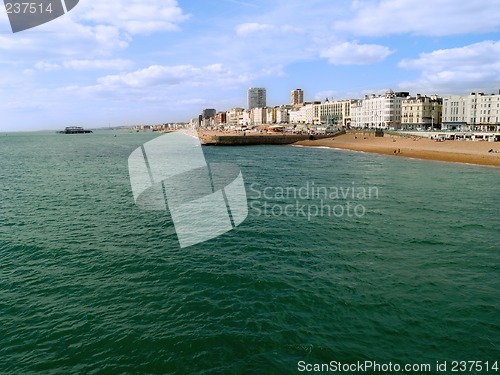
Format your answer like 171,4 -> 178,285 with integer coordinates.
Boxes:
192,88 -> 500,133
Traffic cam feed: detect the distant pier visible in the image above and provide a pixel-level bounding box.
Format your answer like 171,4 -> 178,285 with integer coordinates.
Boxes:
58,127 -> 93,134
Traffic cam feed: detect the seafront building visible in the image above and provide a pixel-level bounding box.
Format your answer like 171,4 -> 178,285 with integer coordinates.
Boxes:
442,92 -> 500,132
476,92 -> 500,130
199,108 -> 217,127
202,108 -> 216,119
289,102 -> 319,124
289,106 -> 306,124
401,94 -> 442,130
441,95 -> 471,130
241,110 -> 251,126
191,87 -> 499,136
226,107 -> 244,127
350,89 -> 409,129
251,107 -> 266,125
314,99 -> 355,127
350,100 -> 363,128
275,105 -> 291,124
266,107 -> 276,124
291,89 -> 304,106
214,112 -> 227,126
248,88 -> 266,109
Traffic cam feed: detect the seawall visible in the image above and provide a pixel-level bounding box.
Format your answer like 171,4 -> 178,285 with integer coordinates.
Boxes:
203,131 -> 345,146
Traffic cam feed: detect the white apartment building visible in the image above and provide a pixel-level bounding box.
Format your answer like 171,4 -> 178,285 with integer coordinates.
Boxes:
289,106 -> 305,124
289,102 -> 317,124
401,94 -> 442,130
350,89 -> 408,129
251,107 -> 268,125
275,105 -> 290,124
314,99 -> 354,127
305,102 -> 317,124
350,100 -> 363,128
226,107 -> 244,127
239,110 -> 251,126
266,107 -> 275,124
442,94 -> 473,130
442,92 -> 500,131
476,93 -> 500,131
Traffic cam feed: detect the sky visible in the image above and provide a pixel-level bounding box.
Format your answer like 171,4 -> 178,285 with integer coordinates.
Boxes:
1,0 -> 500,131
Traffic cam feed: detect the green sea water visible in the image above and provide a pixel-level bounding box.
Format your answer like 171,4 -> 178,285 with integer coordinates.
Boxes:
0,131 -> 499,374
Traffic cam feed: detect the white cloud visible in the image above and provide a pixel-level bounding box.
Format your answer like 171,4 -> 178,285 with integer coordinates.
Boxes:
235,22 -> 300,36
320,41 -> 393,65
33,59 -> 132,71
77,0 -> 189,35
0,0 -> 187,55
35,61 -> 61,71
260,65 -> 285,77
398,41 -> 500,93
0,19 -> 127,55
399,41 -> 500,71
78,63 -> 250,93
336,0 -> 500,36
63,59 -> 132,70
0,35 -> 35,50
235,23 -> 274,36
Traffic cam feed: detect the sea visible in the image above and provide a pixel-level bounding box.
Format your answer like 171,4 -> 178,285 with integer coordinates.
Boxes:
1,130 -> 499,374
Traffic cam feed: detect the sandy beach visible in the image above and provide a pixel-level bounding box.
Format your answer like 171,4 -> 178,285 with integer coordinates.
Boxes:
294,132 -> 500,167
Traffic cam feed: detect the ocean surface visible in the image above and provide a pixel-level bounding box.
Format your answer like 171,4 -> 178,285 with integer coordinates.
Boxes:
1,131 -> 499,374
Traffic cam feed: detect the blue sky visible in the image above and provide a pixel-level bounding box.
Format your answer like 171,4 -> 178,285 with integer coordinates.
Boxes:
1,0 -> 500,131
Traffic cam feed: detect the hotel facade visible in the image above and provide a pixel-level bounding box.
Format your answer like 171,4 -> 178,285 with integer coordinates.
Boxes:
350,89 -> 409,129
401,94 -> 442,130
313,99 -> 355,127
442,92 -> 500,132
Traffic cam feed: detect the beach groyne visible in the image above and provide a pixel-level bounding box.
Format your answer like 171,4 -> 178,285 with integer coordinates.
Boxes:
203,131 -> 345,146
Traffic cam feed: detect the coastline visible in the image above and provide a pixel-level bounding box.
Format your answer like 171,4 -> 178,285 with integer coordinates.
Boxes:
197,130 -> 342,145
293,132 -> 500,167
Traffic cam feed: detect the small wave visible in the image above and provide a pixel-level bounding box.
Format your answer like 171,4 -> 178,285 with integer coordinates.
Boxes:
408,238 -> 447,246
291,145 -> 337,150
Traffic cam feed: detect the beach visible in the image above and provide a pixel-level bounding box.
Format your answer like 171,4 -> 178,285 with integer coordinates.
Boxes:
294,132 -> 500,167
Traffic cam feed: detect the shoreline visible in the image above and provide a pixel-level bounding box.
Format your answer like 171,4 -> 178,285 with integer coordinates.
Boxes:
293,132 -> 500,167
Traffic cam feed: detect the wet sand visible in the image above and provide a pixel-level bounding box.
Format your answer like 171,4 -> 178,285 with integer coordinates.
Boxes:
294,132 -> 500,167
